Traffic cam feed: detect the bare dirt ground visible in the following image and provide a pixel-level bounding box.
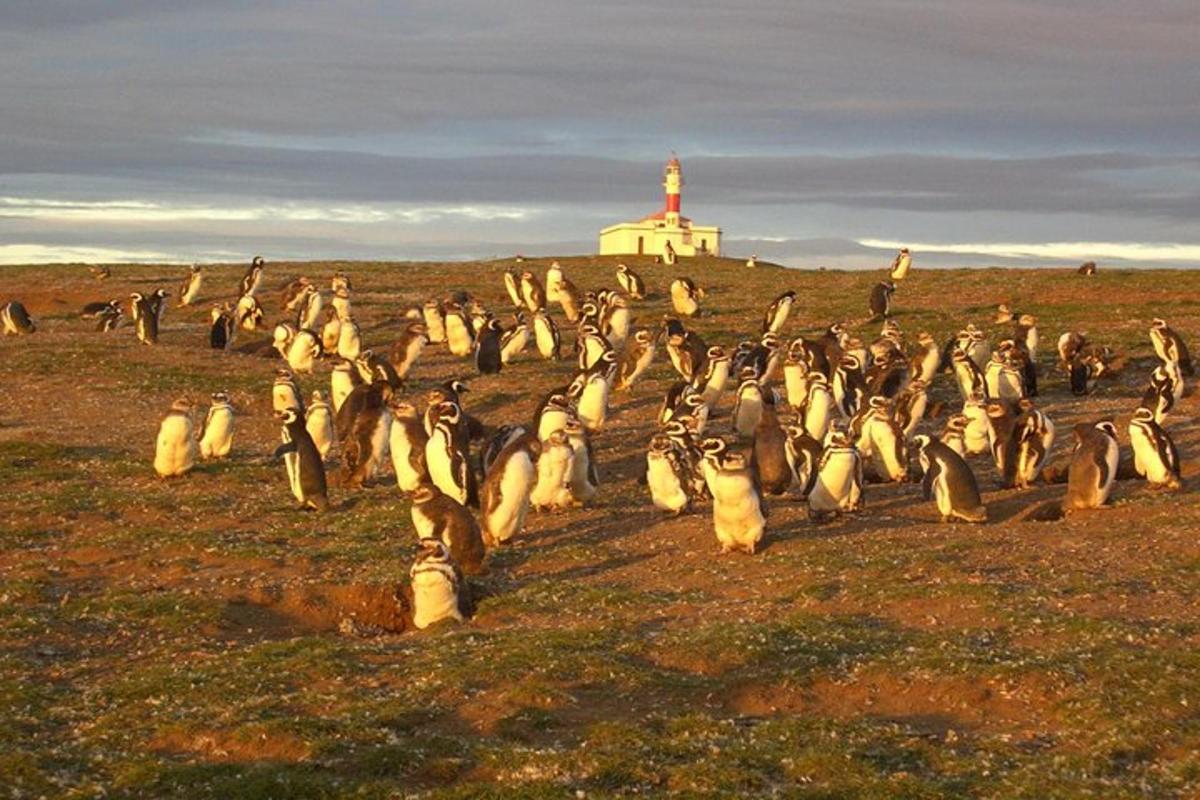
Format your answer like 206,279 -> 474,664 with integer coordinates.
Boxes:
1,256 -> 1199,798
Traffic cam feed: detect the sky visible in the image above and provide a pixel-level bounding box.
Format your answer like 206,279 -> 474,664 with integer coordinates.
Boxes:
2,1 -> 1198,268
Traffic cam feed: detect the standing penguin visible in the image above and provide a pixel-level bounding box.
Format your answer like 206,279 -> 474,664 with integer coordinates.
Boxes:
177,264 -> 203,307
480,431 -> 542,544
913,435 -> 987,523
272,368 -> 305,416
388,321 -> 429,382
474,318 -> 504,375
808,429 -> 864,521
708,451 -> 766,555
544,261 -> 565,304
889,248 -> 912,280
133,294 -> 158,345
669,277 -> 703,317
209,303 -> 236,350
615,263 -> 646,299
801,372 -> 834,443
532,310 -> 561,360
1150,318 -> 1194,376
1063,421 -> 1120,513
336,311 -> 362,361
154,399 -> 198,478
940,414 -> 970,458
305,390 -> 335,460
563,418 -> 599,505
1013,402 -> 1055,489
422,299 -> 447,344
425,401 -> 477,507
235,293 -> 264,331
1,301 -> 37,335
239,256 -> 265,297
574,355 -> 615,432
275,407 -> 329,512
401,539 -> 473,630
503,270 -> 523,308
1140,363 -> 1177,424
732,368 -> 766,438
341,389 -> 392,490
761,290 -> 796,335
784,424 -> 823,500
388,399 -> 429,493
614,329 -> 656,391
530,430 -> 577,511
519,272 -> 547,313
443,303 -> 476,357
645,434 -> 693,514
409,484 -> 488,575
868,281 -> 895,321
1129,407 -> 1182,491
499,313 -> 530,364
752,397 -> 792,495
198,392 -> 235,459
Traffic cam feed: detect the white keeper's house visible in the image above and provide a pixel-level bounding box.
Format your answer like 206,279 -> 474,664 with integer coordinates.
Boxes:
598,156 -> 721,259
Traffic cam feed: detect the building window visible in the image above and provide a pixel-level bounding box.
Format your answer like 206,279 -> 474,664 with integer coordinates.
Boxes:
637,236 -> 644,255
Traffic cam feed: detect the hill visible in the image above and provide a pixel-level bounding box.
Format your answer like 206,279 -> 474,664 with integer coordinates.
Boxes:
1,255 -> 1199,798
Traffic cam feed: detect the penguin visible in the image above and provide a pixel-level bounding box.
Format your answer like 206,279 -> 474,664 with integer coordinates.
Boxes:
576,323 -> 613,371
832,355 -> 867,418
96,302 -> 124,332
474,317 -> 504,375
440,303 -> 473,358
614,329 -> 656,391
784,424 -> 823,500
941,414 -> 969,458
761,290 -> 796,335
2,301 -> 37,335
296,284 -> 323,331
963,325 -> 991,368
752,396 -> 792,495
865,353 -> 908,400
808,428 -> 864,521
467,299 -> 491,336
645,433 -> 692,514
858,398 -> 908,483
783,344 -> 811,410
285,328 -> 322,374
235,293 -> 263,332
1068,355 -> 1103,396
150,288 -> 170,328
911,332 -> 940,384
275,407 -> 329,511
133,294 -> 158,345
1016,314 -> 1039,362
531,309 -> 561,361
952,348 -> 987,401
563,418 -> 599,505
336,312 -> 362,361
208,304 -> 235,350
530,429 -> 577,511
409,485 -> 487,575
984,350 -> 1024,403
280,276 -> 311,312
329,359 -> 361,414
425,401 -> 477,507
868,281 -> 895,321
388,400 -> 429,492
544,261 -> 564,304
480,431 -> 542,545
600,293 -> 632,352
732,368 -> 765,438
889,248 -> 912,280
154,399 -> 198,478
388,321 -> 429,383
535,393 -> 572,442
708,450 -> 766,555
669,277 -> 703,317
1140,363 -> 1177,424
913,435 -> 987,523
503,269 -> 523,308
273,368 -> 306,416
894,378 -> 929,440
665,323 -> 708,382
272,322 -> 298,360
499,313 -> 530,364
198,392 -> 235,459
615,263 -> 646,299
402,539 -> 473,630
481,425 -> 526,476
1129,407 -> 1182,491
801,372 -> 834,443
574,353 -> 615,432
330,271 -> 352,294
82,298 -> 119,319
962,394 -> 992,456
88,265 -> 112,281
419,299 -> 446,345
519,271 -> 547,313
556,277 -> 583,324
341,390 -> 392,490
1063,421 -> 1120,512
305,390 -> 335,461
177,264 -> 202,307
1077,261 -> 1097,275
1013,402 -> 1055,489
1150,318 -> 1194,376
1057,331 -> 1087,367
239,256 -> 265,297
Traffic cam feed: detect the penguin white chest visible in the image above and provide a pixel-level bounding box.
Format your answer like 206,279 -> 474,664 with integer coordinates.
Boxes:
646,453 -> 688,513
577,379 -> 610,431
307,407 -> 334,459
199,408 -> 235,459
410,569 -> 463,629
734,391 -> 762,437
487,453 -> 535,542
155,416 -> 197,477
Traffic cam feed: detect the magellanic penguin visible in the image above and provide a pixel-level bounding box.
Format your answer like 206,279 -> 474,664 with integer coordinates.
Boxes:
857,397 -> 908,483
752,395 -> 792,495
832,354 -> 867,419
985,401 -> 1021,487
574,352 -> 616,432
150,288 -> 169,329
198,392 -> 235,459
614,329 -> 656,391
519,271 -> 547,313
275,407 -> 329,512
889,248 -> 912,280
576,323 -> 613,372
894,378 -> 929,440
1,301 -> 37,335
443,303 -> 475,357
154,399 -> 198,478
563,418 -> 600,505
530,429 -> 577,511
962,394 -> 992,456
481,424 -> 526,476
280,276 -> 311,312
600,293 -> 631,352
1149,318 -> 1194,376
177,264 -> 203,307
421,299 -> 446,344
646,433 -> 692,514
532,310 -> 561,360
615,263 -> 646,299
341,387 -> 392,490
1013,401 -> 1054,489
1140,363 -> 1177,424
235,293 -> 264,332
209,303 -> 236,350
474,318 -> 504,375
336,311 -> 362,361
913,435 -> 987,523
783,344 -> 811,410
708,450 -> 766,555
1063,421 -> 1119,513
545,261 -> 564,304
272,368 -> 306,417
296,284 -> 323,330
911,332 -> 940,384
389,321 -> 429,383
306,390 -> 335,461
535,393 -> 572,442
555,277 -> 583,324
286,329 -> 323,374
425,401 -> 478,507
808,428 -> 864,521
761,290 -> 796,335
801,372 -> 834,443
503,269 -> 523,308
239,255 -> 265,297
132,293 -> 158,345
784,424 -> 823,500
696,345 -> 731,414
401,539 -> 473,630
669,277 -> 703,317
480,431 -> 542,544
952,348 -> 987,402
1129,407 -> 1181,491
1078,260 -> 1097,275
732,368 -> 766,438
867,281 -> 895,321
389,399 -> 429,492
409,484 -> 487,575
499,313 -> 530,364
941,414 -> 969,458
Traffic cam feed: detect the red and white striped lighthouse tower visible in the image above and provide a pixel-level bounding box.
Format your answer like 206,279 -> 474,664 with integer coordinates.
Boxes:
663,155 -> 682,227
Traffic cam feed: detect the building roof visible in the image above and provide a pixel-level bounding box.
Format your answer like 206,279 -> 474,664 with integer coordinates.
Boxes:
640,209 -> 691,224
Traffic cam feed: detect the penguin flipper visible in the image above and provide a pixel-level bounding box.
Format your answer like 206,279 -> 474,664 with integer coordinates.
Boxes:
273,442 -> 297,460
921,457 -> 938,501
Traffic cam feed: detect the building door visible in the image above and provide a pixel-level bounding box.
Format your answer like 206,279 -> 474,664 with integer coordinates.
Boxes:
637,236 -> 644,255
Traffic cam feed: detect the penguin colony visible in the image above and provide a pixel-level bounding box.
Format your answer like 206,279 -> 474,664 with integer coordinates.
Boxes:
8,251 -> 1193,632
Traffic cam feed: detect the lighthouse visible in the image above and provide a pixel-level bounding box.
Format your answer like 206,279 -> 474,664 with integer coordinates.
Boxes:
598,156 -> 721,259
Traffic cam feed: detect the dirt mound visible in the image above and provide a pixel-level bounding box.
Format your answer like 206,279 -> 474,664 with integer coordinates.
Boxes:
220,582 -> 408,638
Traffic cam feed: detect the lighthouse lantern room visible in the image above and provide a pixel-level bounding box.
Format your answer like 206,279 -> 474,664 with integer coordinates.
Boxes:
599,157 -> 721,259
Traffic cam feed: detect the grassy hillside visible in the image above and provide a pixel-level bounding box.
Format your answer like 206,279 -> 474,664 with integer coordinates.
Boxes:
1,255 -> 1199,798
